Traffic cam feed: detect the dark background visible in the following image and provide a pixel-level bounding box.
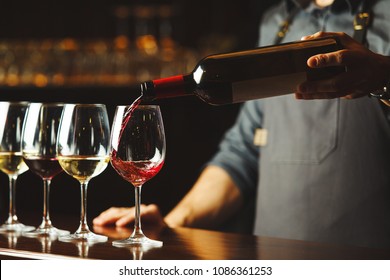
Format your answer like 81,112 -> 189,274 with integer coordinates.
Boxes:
0,0 -> 272,49
0,0 -> 276,233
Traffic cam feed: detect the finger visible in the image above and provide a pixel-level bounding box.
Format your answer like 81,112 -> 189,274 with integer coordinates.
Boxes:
307,91 -> 366,100
342,92 -> 367,99
93,215 -> 123,226
116,212 -> 136,227
297,86 -> 367,99
309,49 -> 369,69
96,207 -> 127,220
145,204 -> 160,214
297,92 -> 343,100
297,70 -> 365,95
93,207 -> 132,226
297,78 -> 340,95
342,95 -> 355,99
307,50 -> 356,68
301,31 -> 337,40
295,93 -> 304,99
97,207 -> 125,217
92,217 -> 112,226
302,31 -> 355,45
114,204 -> 154,227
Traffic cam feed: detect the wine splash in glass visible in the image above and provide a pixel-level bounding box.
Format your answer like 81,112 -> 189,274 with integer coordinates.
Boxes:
110,103 -> 165,247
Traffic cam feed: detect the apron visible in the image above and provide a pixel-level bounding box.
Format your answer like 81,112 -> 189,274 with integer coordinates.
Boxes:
255,95 -> 390,248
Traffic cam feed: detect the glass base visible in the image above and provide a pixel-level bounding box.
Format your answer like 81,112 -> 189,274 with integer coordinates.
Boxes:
112,235 -> 163,248
59,231 -> 108,243
0,222 -> 35,233
23,226 -> 70,237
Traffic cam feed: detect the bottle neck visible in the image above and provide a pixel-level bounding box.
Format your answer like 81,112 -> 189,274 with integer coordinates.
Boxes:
141,74 -> 194,101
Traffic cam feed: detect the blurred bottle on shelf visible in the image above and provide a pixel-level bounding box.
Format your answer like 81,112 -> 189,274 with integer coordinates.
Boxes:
0,0 -> 199,89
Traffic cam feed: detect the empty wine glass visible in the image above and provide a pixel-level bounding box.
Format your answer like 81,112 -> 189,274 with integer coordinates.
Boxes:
0,101 -> 35,232
57,104 -> 110,243
21,103 -> 70,237
110,104 -> 165,247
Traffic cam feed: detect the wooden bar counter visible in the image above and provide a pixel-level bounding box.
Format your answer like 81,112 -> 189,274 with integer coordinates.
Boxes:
0,215 -> 389,260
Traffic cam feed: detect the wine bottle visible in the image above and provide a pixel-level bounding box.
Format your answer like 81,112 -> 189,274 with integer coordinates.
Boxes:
0,37 -> 344,105
141,36 -> 345,105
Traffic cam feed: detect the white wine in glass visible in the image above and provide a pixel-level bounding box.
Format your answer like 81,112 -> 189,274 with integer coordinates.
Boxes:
0,102 -> 35,232
57,104 -> 110,243
57,156 -> 110,182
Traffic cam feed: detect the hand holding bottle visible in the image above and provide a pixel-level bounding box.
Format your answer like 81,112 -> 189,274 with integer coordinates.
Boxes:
296,31 -> 390,100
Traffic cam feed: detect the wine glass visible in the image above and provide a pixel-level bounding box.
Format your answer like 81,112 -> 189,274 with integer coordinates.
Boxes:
21,103 -> 70,237
57,104 -> 110,243
110,104 -> 165,247
0,102 -> 35,232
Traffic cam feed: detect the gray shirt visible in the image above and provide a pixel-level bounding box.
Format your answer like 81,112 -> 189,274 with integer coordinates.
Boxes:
208,0 -> 390,248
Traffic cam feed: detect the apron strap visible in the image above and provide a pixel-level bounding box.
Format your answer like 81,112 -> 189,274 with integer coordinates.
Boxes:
353,0 -> 373,45
274,0 -> 373,45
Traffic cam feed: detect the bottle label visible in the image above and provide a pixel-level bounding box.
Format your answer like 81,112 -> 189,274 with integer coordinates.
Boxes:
231,72 -> 306,103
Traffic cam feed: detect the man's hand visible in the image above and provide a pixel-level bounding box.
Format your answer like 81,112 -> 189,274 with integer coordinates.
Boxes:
93,204 -> 165,227
296,31 -> 390,100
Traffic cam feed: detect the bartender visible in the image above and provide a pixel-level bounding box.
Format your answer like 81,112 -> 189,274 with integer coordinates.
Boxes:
94,0 -> 390,248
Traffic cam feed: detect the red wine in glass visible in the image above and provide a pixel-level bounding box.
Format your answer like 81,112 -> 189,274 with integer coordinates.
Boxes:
21,103 -> 69,237
111,158 -> 164,187
111,95 -> 164,187
23,156 -> 63,180
110,101 -> 166,247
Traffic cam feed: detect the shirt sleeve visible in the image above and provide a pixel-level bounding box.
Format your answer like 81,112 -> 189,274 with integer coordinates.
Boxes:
206,100 -> 263,200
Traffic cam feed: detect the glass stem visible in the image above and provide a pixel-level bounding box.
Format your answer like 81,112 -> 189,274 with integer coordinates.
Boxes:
78,181 -> 90,234
7,175 -> 19,225
41,179 -> 52,228
132,185 -> 144,238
